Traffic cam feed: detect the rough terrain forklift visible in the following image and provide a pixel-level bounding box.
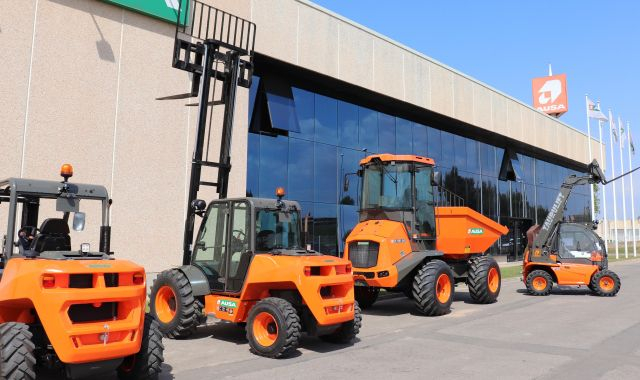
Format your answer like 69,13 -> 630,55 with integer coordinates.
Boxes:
148,1 -> 360,358
0,165 -> 163,379
522,160 -> 633,296
344,154 -> 508,316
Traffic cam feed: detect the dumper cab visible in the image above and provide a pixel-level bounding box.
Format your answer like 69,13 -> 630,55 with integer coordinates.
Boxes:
344,154 -> 508,316
0,165 -> 163,379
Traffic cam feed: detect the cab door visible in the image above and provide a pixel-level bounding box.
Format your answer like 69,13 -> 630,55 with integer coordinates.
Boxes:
192,201 -> 230,292
225,200 -> 251,293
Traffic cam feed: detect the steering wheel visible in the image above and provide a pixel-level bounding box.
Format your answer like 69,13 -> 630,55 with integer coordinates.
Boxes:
232,229 -> 246,242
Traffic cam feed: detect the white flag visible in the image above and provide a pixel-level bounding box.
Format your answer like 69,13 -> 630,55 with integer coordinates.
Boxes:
587,98 -> 608,120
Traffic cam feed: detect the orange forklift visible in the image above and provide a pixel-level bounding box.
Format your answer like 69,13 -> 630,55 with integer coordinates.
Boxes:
0,165 -> 163,379
344,154 -> 508,316
522,160 -> 633,296
148,1 -> 360,358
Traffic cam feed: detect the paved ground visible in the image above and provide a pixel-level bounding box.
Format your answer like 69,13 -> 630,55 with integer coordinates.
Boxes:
118,260 -> 640,379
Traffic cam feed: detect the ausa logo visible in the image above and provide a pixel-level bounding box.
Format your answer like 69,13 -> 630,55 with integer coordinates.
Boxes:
532,74 -> 568,116
468,228 -> 484,235
217,299 -> 238,309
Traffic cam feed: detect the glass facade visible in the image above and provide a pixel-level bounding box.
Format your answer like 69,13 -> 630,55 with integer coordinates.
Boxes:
247,76 -> 591,258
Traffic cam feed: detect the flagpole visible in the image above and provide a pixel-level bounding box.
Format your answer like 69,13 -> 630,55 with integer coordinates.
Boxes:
585,95 -> 595,221
618,116 -> 629,258
608,109 -> 619,259
626,121 -> 637,257
597,104 -> 608,244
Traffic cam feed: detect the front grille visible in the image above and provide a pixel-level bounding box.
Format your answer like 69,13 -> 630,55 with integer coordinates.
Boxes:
349,241 -> 379,268
68,302 -> 118,323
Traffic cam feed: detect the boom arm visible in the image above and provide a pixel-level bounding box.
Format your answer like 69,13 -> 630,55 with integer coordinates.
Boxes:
532,159 -> 640,252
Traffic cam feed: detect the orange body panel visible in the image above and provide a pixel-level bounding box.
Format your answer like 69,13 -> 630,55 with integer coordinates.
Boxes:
360,154 -> 435,166
344,219 -> 414,287
204,255 -> 355,326
435,207 -> 509,258
523,248 -> 599,286
0,258 -> 146,364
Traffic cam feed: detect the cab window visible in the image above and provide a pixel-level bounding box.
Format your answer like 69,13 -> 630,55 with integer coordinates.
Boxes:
558,224 -> 601,259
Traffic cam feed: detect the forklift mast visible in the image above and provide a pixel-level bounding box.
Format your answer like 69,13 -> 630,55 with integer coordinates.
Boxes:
532,159 -> 639,253
163,1 -> 255,265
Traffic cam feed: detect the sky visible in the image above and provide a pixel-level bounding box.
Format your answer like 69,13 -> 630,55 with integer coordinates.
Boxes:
312,0 -> 640,223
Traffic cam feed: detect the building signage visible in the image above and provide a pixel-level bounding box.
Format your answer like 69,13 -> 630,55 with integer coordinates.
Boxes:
102,0 -> 188,24
532,74 -> 568,116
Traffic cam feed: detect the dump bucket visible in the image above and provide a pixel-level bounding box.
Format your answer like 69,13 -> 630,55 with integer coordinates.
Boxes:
435,207 -> 508,258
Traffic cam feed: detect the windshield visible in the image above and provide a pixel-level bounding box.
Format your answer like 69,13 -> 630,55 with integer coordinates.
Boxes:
255,209 -> 302,252
362,163 -> 413,210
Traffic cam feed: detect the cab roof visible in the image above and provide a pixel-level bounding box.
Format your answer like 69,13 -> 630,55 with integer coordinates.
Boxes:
359,154 -> 435,166
0,178 -> 109,200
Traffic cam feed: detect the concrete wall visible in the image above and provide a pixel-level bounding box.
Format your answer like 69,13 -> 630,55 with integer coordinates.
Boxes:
0,0 -> 248,272
1,0 -> 600,272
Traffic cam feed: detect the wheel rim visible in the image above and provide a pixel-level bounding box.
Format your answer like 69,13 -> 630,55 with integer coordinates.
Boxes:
253,312 -> 278,347
487,267 -> 500,293
532,276 -> 547,291
155,285 -> 177,323
436,273 -> 452,303
599,276 -> 615,292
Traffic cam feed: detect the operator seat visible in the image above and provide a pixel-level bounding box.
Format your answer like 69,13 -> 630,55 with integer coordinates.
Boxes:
32,218 -> 71,253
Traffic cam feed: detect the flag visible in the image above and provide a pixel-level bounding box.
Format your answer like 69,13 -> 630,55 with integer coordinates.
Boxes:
619,117 -> 626,145
587,98 -> 608,120
612,119 -> 618,142
631,130 -> 636,155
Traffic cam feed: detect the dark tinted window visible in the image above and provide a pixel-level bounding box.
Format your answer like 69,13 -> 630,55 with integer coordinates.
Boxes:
441,131 -> 454,168
314,143 -> 337,203
359,107 -> 378,153
247,133 -> 260,197
427,127 -> 442,163
288,138 -> 314,201
315,94 -> 338,145
338,100 -> 359,149
378,113 -> 396,154
397,118 -> 414,155
291,88 -> 315,140
258,135 -> 288,198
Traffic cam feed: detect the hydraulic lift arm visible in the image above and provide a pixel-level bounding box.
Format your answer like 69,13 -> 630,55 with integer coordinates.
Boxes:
531,159 -> 640,254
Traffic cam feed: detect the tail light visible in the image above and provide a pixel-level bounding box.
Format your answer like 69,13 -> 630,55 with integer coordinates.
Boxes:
133,272 -> 145,285
346,264 -> 352,274
42,274 -> 56,288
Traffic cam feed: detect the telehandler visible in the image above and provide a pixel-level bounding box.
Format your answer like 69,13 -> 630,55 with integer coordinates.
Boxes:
0,165 -> 163,379
148,1 -> 360,358
522,160 -> 632,296
344,154 -> 508,316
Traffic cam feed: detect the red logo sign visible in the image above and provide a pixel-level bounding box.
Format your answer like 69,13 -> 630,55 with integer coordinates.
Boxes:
532,74 -> 568,116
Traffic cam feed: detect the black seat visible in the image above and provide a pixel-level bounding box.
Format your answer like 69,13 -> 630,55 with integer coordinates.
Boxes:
32,218 -> 71,253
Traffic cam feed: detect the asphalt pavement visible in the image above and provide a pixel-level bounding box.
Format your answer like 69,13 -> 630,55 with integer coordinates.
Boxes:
117,259 -> 640,379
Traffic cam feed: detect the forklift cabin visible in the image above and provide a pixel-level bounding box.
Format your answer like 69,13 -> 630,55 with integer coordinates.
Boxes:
190,196 -> 309,295
1,170 -> 112,269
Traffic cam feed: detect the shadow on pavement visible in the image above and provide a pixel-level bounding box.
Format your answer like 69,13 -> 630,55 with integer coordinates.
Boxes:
516,286 -> 594,296
39,363 -> 175,380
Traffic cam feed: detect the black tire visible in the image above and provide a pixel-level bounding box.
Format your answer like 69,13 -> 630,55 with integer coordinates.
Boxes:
525,269 -> 553,296
0,322 -> 36,380
402,286 -> 413,300
354,286 -> 379,309
149,269 -> 204,339
246,298 -> 301,358
117,314 -> 165,380
319,302 -> 362,344
590,270 -> 621,297
467,255 -> 501,304
412,260 -> 454,316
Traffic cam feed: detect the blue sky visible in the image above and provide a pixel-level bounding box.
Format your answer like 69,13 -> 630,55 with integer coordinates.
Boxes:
313,0 -> 640,222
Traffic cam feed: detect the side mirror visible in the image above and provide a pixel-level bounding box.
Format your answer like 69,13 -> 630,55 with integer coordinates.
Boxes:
72,212 -> 86,232
191,199 -> 207,216
431,171 -> 442,187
